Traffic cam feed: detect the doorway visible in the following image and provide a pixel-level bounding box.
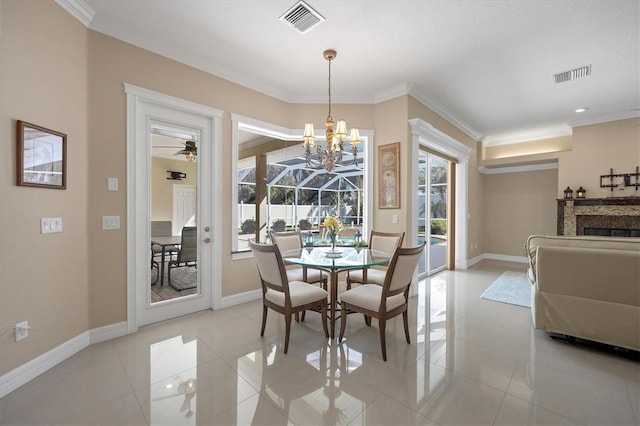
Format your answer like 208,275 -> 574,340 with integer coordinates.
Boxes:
417,150 -> 449,277
125,83 -> 223,330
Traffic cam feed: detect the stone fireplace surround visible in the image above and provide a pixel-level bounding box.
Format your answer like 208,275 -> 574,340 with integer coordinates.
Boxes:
557,197 -> 640,236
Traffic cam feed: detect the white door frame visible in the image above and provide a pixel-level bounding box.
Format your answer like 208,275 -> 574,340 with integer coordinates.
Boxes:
125,83 -> 223,332
408,118 -> 473,270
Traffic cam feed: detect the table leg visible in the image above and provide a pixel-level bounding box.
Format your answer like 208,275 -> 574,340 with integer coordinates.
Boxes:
160,247 -> 166,286
330,270 -> 338,338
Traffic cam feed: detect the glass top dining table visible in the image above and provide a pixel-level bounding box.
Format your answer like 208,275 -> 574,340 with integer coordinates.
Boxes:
281,247 -> 391,338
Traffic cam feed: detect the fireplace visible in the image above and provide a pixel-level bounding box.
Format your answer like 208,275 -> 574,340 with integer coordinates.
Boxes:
557,197 -> 640,236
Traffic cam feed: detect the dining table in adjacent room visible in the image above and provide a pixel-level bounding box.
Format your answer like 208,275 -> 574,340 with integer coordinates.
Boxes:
151,235 -> 182,286
281,246 -> 392,338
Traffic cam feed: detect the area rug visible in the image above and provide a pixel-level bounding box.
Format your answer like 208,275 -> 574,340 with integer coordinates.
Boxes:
167,266 -> 197,291
481,271 -> 531,308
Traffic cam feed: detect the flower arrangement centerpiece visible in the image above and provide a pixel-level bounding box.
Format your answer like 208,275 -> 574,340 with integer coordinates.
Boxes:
323,215 -> 343,252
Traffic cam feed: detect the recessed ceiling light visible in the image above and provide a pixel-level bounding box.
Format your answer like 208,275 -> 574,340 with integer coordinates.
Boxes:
575,107 -> 590,113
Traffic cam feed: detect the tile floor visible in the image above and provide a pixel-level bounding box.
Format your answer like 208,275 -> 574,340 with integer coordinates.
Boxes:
1,260 -> 638,425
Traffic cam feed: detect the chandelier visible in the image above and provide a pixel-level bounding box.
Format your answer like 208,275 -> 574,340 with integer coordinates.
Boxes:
303,49 -> 361,172
176,140 -> 197,162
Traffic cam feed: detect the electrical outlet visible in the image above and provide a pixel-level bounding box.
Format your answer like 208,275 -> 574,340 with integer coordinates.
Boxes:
15,321 -> 29,342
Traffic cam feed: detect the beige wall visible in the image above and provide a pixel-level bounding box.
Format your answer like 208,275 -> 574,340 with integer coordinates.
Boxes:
151,158 -> 197,222
0,0 -> 89,374
558,118 -> 640,199
483,169 -> 558,256
481,118 -> 638,257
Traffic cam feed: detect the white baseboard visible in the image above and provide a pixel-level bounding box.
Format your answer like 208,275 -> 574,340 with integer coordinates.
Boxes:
458,253 -> 528,269
484,253 -> 528,264
89,321 -> 128,344
0,321 -> 129,399
216,289 -> 261,310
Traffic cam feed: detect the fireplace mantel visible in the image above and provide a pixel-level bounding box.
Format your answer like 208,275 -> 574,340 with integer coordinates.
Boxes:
557,197 -> 640,236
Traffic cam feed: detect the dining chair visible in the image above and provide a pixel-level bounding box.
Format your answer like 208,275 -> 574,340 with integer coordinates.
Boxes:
339,242 -> 426,361
346,230 -> 405,289
249,239 -> 329,354
271,231 -> 328,289
151,220 -> 179,261
167,226 -> 197,287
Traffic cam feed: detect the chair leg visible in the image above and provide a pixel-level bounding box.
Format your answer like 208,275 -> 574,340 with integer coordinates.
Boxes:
403,310 -> 411,343
300,311 -> 306,322
284,314 -> 292,354
295,312 -> 300,322
339,303 -> 348,340
379,319 -> 387,361
321,301 -> 329,338
364,315 -> 371,326
260,305 -> 268,337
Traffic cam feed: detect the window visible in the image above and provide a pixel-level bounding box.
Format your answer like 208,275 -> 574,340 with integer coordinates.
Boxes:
231,115 -> 373,257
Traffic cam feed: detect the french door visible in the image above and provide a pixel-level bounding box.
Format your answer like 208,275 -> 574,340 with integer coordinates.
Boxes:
126,84 -> 222,330
417,150 -> 449,277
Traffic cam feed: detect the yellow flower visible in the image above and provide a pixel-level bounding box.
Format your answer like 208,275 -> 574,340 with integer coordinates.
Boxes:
323,216 -> 343,233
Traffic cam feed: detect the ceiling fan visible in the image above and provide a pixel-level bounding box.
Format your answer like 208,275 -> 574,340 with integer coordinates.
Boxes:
175,140 -> 197,162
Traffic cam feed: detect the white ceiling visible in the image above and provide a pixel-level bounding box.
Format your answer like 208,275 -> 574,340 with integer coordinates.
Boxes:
66,0 -> 639,143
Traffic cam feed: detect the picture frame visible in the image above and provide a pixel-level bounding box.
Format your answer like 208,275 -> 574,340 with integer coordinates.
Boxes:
17,120 -> 67,189
378,142 -> 400,209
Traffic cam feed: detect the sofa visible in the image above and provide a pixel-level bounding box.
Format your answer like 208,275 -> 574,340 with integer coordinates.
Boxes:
525,235 -> 640,351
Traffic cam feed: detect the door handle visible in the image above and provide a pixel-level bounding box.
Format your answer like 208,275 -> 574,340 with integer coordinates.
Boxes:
202,237 -> 211,244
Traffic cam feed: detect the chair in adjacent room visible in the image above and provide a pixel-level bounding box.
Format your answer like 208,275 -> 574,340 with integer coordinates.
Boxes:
346,230 -> 405,289
151,220 -> 179,263
167,226 -> 197,288
151,255 -> 160,285
271,231 -> 328,289
249,239 -> 329,354
339,242 -> 425,361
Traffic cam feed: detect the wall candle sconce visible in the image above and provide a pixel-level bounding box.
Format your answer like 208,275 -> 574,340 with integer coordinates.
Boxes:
564,186 -> 574,199
576,186 -> 586,199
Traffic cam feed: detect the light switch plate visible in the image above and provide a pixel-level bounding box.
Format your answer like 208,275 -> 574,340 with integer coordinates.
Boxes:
392,214 -> 399,224
41,217 -> 62,234
102,215 -> 120,230
107,178 -> 118,191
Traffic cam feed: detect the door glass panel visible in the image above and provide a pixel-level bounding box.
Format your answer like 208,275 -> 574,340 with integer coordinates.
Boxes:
417,153 -> 427,276
417,151 -> 448,277
429,155 -> 447,273
150,129 -> 198,303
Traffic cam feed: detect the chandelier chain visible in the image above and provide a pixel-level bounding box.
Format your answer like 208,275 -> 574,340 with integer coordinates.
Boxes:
327,57 -> 332,122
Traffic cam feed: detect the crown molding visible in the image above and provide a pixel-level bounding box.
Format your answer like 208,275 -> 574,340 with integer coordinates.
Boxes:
54,0 -> 95,27
482,123 -> 572,146
406,85 -> 482,142
408,118 -> 474,161
479,162 -> 558,175
570,109 -> 640,128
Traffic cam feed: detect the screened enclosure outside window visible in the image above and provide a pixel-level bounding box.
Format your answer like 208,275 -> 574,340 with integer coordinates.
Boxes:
235,133 -> 367,253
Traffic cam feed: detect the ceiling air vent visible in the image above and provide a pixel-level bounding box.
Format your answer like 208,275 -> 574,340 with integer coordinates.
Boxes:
554,65 -> 592,84
279,1 -> 325,34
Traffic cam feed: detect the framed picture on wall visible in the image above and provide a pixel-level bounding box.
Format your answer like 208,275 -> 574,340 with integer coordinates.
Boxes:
17,120 -> 67,189
378,142 -> 400,209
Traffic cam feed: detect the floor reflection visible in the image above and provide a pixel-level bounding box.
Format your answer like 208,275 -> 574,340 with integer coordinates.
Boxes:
5,262 -> 637,425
